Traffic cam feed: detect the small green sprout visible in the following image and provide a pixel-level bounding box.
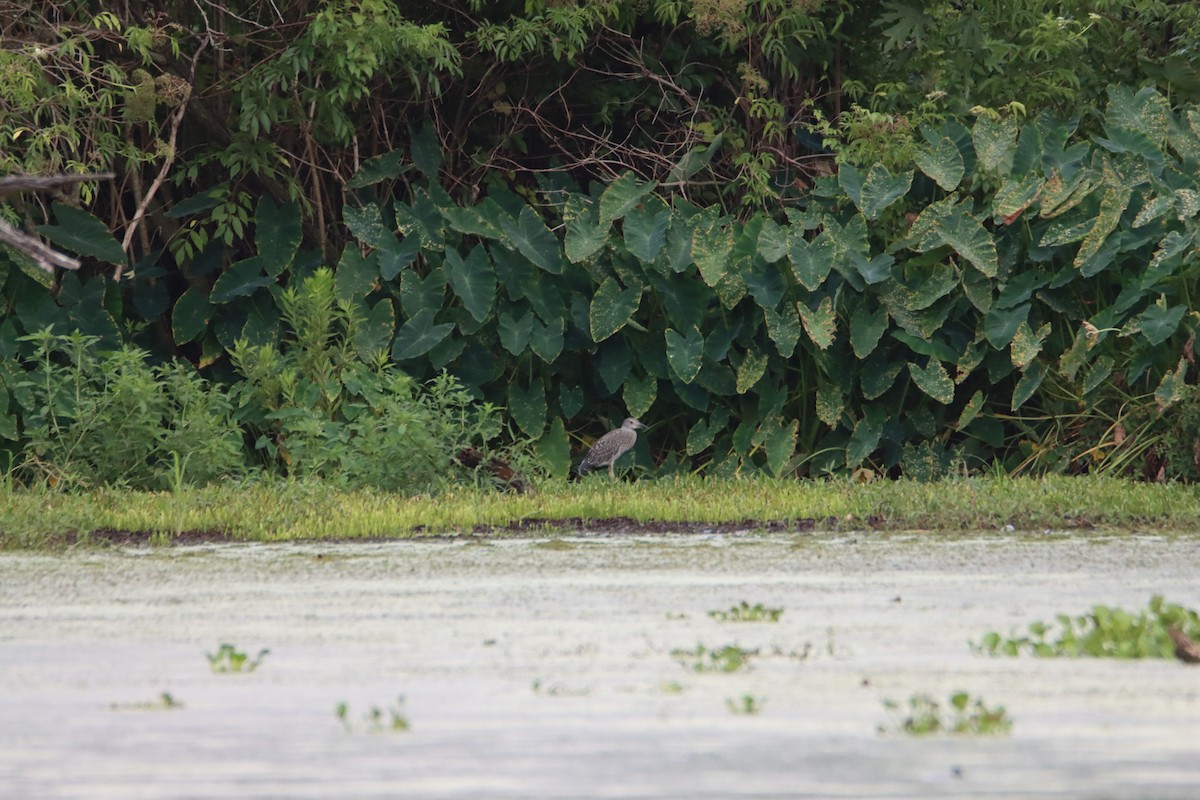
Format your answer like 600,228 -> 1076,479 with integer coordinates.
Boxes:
671,643 -> 758,673
207,643 -> 269,673
337,697 -> 409,733
708,601 -> 783,622
726,694 -> 764,715
882,691 -> 1011,736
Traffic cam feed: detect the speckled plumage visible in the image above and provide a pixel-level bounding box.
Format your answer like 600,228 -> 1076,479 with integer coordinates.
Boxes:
578,417 -> 646,478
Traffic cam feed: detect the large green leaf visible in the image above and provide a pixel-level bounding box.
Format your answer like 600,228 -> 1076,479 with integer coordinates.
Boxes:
983,302 -> 1030,349
1154,358 -> 1188,410
956,390 -> 985,430
1137,297 -> 1186,346
691,209 -> 733,287
563,196 -> 608,263
1105,85 -> 1170,144
391,308 -> 453,360
353,298 -> 395,360
744,262 -> 784,310
736,351 -> 768,394
498,309 -> 534,355
334,248 -> 379,301
763,416 -> 798,476
859,164 -> 913,220
37,202 -> 125,265
378,233 -> 420,281
255,196 -> 301,277
343,201 -> 386,248
972,114 -> 1018,173
815,382 -> 844,426
440,200 -> 505,240
665,325 -> 704,383
211,257 -> 269,303
536,417 -> 571,480
1010,320 -> 1049,368
171,286 -> 210,345
798,296 -> 836,350
756,216 -> 788,263
763,304 -> 802,358
501,206 -> 562,274
345,149 -> 407,189
508,378 -> 547,437
599,172 -> 656,225
666,133 -> 723,183
622,373 -> 657,419
410,123 -> 442,179
1012,360 -> 1047,410
847,412 -> 884,466
445,244 -> 496,322
914,135 -> 965,191
849,304 -> 888,359
530,316 -> 565,363
1075,185 -> 1131,276
623,198 -> 671,262
589,277 -> 642,342
400,266 -> 445,317
910,197 -> 998,277
908,359 -> 954,404
787,231 -> 834,291
992,174 -> 1044,223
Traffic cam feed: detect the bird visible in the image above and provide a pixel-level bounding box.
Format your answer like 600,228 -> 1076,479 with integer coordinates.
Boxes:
578,417 -> 647,479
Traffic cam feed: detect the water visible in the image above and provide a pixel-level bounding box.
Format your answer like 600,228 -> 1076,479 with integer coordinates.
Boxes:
1,532 -> 1198,798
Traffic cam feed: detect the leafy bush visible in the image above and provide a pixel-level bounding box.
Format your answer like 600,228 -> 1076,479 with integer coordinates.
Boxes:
975,595 -> 1200,659
228,268 -> 506,492
10,329 -> 244,489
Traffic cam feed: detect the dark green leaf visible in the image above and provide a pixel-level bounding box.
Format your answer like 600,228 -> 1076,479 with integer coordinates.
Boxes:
1137,298 -> 1186,346
211,257 -> 270,303
167,190 -> 223,218
499,310 -> 535,356
1012,360 -> 1047,410
983,303 -> 1030,349
665,325 -> 704,383
850,304 -> 888,359
744,262 -> 784,309
563,196 -> 607,263
536,417 -> 571,480
171,286 -> 210,345
378,233 -> 420,281
508,378 -> 547,437
764,416 -> 798,476
345,149 -> 407,189
256,196 -> 301,277
37,202 -> 125,265
334,248 -> 378,301
847,413 -> 884,466
445,244 -> 496,322
391,308 -> 453,360
622,373 -> 657,419
763,303 -> 802,358
354,298 -> 395,360
410,123 -> 441,179
530,316 -> 565,364
400,266 -> 445,318
501,206 -> 562,274
666,133 -> 723,182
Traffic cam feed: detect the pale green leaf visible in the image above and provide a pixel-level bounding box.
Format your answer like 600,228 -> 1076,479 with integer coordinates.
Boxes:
956,389 -> 984,430
691,209 -> 733,287
622,373 -> 657,419
787,231 -> 834,291
736,351 -> 768,394
972,114 -> 1018,172
599,172 -> 655,225
623,198 -> 671,262
914,135 -> 964,191
908,359 -> 954,404
501,206 -> 562,274
849,304 -> 888,359
445,244 -> 495,322
763,303 -> 802,358
589,277 -> 641,342
798,296 -> 836,350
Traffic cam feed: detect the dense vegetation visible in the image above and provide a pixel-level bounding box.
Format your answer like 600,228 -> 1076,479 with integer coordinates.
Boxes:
3,0 -> 1200,491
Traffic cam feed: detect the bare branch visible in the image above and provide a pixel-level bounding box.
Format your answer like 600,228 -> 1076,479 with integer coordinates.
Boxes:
0,218 -> 79,273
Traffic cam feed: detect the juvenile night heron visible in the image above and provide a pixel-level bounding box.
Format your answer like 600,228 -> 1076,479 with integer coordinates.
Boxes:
578,417 -> 647,479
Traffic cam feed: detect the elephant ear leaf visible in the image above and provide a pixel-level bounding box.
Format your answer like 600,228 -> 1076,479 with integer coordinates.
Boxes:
38,203 -> 125,265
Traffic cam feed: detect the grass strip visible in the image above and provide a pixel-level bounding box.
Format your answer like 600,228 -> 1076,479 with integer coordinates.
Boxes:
2,474 -> 1199,548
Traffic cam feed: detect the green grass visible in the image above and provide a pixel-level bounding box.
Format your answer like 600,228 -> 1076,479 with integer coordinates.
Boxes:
3,474 -> 1200,548
881,691 -> 1012,736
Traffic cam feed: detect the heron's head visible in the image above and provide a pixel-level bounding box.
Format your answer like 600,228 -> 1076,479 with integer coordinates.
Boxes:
623,417 -> 647,430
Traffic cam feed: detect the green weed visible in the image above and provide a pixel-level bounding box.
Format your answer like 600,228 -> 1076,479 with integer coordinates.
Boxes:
975,595 -> 1200,659
207,643 -> 269,673
671,643 -> 758,673
709,601 -> 783,622
882,691 -> 1011,736
726,694 -> 764,715
110,692 -> 184,711
336,698 -> 409,732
